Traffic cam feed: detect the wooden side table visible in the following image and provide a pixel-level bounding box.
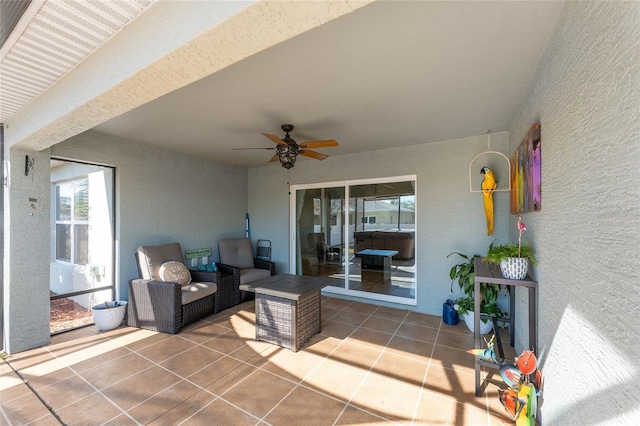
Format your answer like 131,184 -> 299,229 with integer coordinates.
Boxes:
473,258 -> 537,396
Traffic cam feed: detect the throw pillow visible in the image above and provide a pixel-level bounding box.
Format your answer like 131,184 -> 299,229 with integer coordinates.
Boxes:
159,261 -> 192,286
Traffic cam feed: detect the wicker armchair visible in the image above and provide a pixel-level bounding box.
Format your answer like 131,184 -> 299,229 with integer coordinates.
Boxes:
217,238 -> 276,303
128,242 -> 222,334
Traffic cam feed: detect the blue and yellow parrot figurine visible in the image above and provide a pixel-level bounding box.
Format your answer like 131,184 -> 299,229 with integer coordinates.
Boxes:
481,167 -> 497,235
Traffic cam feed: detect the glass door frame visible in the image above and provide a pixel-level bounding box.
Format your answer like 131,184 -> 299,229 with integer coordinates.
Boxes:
50,158 -> 116,334
289,175 -> 417,306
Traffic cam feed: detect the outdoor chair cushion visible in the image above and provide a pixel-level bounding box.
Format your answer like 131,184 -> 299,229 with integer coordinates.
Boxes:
182,281 -> 217,305
218,238 -> 255,269
137,242 -> 184,280
239,268 -> 271,285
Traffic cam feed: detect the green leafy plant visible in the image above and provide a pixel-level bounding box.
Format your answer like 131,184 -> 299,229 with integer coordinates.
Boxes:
485,241 -> 537,265
448,252 -> 503,319
485,216 -> 537,265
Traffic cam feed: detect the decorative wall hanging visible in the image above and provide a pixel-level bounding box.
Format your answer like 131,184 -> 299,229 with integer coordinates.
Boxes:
511,124 -> 541,213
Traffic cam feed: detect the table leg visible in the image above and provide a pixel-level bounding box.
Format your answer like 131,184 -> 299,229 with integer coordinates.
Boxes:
474,280 -> 481,396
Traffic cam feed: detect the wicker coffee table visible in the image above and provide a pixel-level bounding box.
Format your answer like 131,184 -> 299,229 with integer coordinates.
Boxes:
239,274 -> 333,352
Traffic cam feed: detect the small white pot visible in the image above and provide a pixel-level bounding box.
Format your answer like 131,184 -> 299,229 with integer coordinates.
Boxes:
92,301 -> 127,331
462,311 -> 493,335
500,257 -> 529,280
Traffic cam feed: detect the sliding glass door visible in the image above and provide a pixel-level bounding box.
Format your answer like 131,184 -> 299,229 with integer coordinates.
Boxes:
293,176 -> 416,305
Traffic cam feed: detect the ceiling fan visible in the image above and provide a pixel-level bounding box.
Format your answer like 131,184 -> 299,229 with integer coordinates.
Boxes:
234,124 -> 339,169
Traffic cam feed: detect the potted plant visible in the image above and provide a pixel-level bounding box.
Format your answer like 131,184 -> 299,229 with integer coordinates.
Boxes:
448,252 -> 502,334
485,216 -> 537,280
92,300 -> 127,331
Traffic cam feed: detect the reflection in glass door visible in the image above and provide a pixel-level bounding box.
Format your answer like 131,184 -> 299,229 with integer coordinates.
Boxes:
295,186 -> 346,291
293,177 -> 416,304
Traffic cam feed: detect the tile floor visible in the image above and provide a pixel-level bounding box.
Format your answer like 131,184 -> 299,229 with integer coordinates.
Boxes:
1,297 -> 515,425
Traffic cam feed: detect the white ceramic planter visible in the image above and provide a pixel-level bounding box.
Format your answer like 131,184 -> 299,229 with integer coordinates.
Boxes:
499,257 -> 529,280
462,311 -> 493,335
92,301 -> 127,331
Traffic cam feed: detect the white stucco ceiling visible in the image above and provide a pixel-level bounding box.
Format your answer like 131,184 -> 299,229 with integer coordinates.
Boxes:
4,1 -> 565,169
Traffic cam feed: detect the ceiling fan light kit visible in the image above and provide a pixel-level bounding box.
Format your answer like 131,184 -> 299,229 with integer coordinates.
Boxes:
276,143 -> 298,169
235,124 -> 338,169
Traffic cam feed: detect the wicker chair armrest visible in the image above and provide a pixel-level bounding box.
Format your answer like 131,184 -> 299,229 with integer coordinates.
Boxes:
254,259 -> 276,275
128,279 -> 182,334
217,263 -> 241,279
189,270 -> 221,284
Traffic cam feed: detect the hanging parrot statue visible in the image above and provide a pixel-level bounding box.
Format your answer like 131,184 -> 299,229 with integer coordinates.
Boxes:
481,167 -> 497,235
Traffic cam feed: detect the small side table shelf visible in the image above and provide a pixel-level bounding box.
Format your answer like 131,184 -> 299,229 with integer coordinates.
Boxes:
473,258 -> 537,396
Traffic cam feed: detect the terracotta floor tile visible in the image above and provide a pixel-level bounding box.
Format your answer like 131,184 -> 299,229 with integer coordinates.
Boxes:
371,306 -> 409,322
201,331 -> 249,355
423,364 -> 477,401
0,380 -> 31,404
13,356 -> 76,390
56,392 -> 125,425
0,391 -> 53,425
185,397 -> 259,425
81,352 -> 155,390
4,297 -> 521,426
135,335 -> 197,363
370,350 -> 428,387
360,315 -> 403,334
335,404 -> 396,425
345,326 -> 393,349
350,373 -> 423,422
328,340 -> 382,370
319,319 -> 358,339
261,345 -> 327,382
436,328 -> 476,350
62,344 -> 133,374
405,311 -> 442,328
36,374 -> 96,410
264,385 -> 346,426
395,321 -> 439,343
431,344 -> 476,373
159,345 -> 222,377
145,389 -> 218,426
330,310 -> 370,326
414,390 -> 491,425
121,329 -> 172,352
204,361 -> 259,396
221,369 -> 297,418
186,355 -> 246,389
126,379 -> 202,424
302,357 -> 368,402
346,301 -> 379,316
178,323 -> 234,344
385,335 -> 434,362
321,297 -> 352,310
100,365 -> 181,411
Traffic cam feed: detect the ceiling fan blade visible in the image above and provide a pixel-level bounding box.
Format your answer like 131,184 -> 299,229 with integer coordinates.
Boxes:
232,147 -> 275,150
299,139 -> 339,149
299,149 -> 328,160
268,154 -> 280,163
261,133 -> 288,145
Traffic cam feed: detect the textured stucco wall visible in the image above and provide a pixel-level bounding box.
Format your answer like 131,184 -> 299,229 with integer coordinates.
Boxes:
4,148 -> 51,353
52,131 -> 249,303
507,2 -> 640,424
249,132 -> 511,314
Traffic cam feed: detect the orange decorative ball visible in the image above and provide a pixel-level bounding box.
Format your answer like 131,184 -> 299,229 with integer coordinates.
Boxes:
516,350 -> 537,375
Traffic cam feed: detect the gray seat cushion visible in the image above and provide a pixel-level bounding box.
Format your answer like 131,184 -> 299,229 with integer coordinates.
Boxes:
182,282 -> 217,305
